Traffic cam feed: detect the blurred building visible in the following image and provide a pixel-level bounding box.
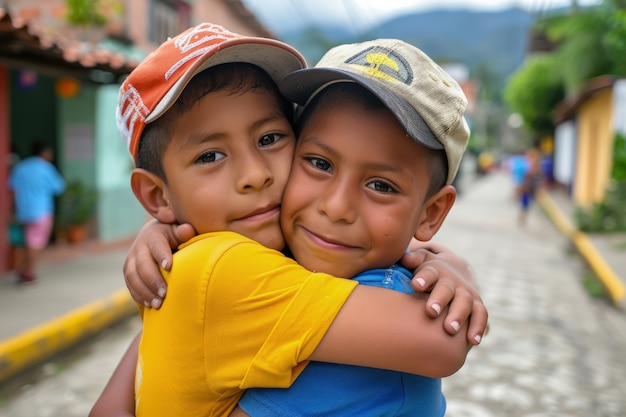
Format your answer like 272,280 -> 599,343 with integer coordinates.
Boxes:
0,0 -> 277,272
552,75 -> 626,208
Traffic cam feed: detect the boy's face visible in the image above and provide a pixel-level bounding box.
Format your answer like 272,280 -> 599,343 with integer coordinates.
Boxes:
160,88 -> 295,251
281,99 -> 435,278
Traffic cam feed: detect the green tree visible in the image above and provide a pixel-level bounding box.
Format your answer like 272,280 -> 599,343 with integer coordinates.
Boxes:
539,5 -> 613,94
604,7 -> 626,75
504,0 -> 626,137
504,55 -> 565,137
66,0 -> 107,26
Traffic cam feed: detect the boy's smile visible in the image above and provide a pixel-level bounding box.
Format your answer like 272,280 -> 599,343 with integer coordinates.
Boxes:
160,88 -> 295,251
281,96 -> 435,278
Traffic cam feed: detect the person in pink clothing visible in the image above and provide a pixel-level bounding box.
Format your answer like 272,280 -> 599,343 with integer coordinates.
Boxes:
8,141 -> 66,283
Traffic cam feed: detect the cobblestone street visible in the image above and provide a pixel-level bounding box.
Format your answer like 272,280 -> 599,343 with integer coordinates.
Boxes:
439,173 -> 626,417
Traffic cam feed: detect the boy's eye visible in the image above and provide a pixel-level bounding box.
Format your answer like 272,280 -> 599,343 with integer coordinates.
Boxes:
196,150 -> 225,163
367,180 -> 396,193
306,157 -> 332,172
259,133 -> 282,147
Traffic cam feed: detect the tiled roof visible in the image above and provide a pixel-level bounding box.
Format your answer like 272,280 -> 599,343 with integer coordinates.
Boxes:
553,75 -> 619,123
0,7 -> 139,84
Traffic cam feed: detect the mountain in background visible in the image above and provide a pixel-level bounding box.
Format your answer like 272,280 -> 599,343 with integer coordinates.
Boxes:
276,8 -> 536,95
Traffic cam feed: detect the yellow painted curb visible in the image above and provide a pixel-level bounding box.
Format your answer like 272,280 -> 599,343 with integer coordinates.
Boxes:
0,288 -> 137,383
537,189 -> 626,310
571,231 -> 626,307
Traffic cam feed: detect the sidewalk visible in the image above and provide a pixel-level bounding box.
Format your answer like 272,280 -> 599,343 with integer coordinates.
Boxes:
0,174 -> 624,385
0,238 -> 137,383
537,186 -> 626,309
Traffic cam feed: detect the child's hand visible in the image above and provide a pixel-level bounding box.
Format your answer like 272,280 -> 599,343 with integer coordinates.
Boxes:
123,220 -> 196,309
400,240 -> 488,346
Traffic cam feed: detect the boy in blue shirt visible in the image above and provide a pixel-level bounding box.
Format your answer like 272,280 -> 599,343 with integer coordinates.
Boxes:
232,38 -> 471,417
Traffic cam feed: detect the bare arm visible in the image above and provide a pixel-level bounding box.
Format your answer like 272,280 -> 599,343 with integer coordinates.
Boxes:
89,331 -> 141,417
229,406 -> 250,417
124,224 -> 488,346
101,245 -> 475,414
311,285 -> 470,378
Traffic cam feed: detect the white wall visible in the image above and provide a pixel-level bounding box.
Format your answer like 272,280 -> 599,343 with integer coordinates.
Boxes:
553,120 -> 576,187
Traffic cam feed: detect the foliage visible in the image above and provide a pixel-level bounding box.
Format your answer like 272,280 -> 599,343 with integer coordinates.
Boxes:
611,133 -> 626,181
538,7 -> 612,95
582,272 -> 607,298
506,0 -> 626,138
574,134 -> 626,232
504,55 -> 565,137
56,181 -> 96,227
65,0 -> 107,27
603,10 -> 626,75
536,0 -> 626,93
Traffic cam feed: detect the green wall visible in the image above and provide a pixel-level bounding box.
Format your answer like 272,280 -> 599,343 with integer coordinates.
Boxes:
56,82 -> 146,242
9,71 -> 57,160
57,82 -> 97,187
93,84 -> 146,241
10,70 -> 146,243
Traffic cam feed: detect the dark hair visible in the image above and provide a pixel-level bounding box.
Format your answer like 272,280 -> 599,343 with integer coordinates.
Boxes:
296,83 -> 447,199
31,141 -> 52,157
137,63 -> 294,181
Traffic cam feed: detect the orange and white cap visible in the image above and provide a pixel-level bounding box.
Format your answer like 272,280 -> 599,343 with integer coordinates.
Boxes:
116,22 -> 307,163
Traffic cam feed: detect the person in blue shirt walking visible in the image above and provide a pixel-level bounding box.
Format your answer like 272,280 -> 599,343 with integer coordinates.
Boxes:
8,141 -> 65,283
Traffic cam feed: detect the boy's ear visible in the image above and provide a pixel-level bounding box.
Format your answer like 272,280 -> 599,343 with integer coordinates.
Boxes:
130,168 -> 177,224
414,185 -> 456,241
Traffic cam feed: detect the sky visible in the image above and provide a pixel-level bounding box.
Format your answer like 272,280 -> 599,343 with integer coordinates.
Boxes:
242,0 -> 602,33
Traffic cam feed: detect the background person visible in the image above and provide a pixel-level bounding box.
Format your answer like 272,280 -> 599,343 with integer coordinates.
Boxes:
517,147 -> 542,226
8,141 -> 66,283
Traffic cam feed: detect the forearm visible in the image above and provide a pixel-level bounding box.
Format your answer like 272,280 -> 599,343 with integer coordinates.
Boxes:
89,331 -> 141,417
311,285 -> 470,378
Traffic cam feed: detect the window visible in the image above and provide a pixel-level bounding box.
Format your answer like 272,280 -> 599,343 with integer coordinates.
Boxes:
150,0 -> 191,45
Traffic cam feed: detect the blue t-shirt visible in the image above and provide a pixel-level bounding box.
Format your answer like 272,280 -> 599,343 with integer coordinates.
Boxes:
9,156 -> 66,223
238,265 -> 446,417
509,155 -> 529,186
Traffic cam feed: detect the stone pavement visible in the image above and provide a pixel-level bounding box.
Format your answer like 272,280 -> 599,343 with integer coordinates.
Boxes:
0,170 -> 625,416
0,237 -> 137,383
436,172 -> 626,417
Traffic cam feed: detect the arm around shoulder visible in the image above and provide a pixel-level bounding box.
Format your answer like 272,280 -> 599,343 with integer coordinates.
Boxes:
310,285 -> 470,378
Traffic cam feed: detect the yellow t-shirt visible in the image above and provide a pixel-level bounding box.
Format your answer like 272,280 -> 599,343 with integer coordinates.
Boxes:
135,231 -> 358,417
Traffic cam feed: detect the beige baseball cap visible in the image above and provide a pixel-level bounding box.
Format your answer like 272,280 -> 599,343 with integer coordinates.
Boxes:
279,39 -> 470,185
116,22 -> 307,164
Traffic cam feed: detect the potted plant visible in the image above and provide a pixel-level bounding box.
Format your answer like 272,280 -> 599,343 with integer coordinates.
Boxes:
56,181 -> 96,244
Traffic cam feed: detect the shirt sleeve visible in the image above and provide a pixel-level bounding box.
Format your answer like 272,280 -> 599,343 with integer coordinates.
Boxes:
45,163 -> 66,195
135,232 -> 358,416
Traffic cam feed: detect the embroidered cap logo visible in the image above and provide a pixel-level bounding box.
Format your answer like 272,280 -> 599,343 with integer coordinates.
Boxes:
166,23 -> 238,81
117,23 -> 240,162
345,47 -> 413,86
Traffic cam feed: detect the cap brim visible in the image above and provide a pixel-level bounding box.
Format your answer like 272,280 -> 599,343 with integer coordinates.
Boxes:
149,39 -> 306,123
280,68 -> 443,150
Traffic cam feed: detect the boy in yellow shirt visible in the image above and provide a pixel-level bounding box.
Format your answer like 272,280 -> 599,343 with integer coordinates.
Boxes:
90,23 -> 486,417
